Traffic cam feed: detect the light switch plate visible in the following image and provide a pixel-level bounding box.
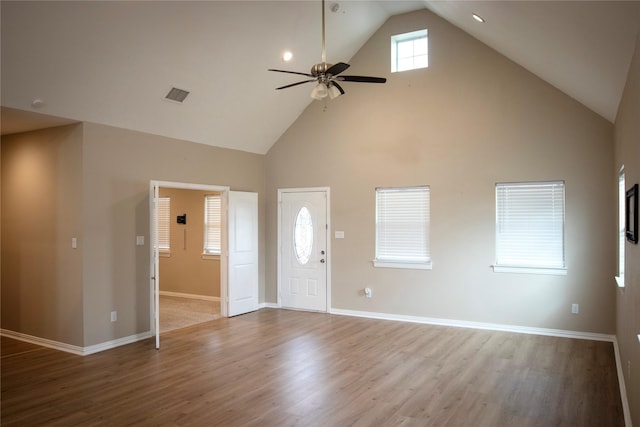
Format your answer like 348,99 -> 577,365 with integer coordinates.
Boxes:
136,236 -> 145,246
71,237 -> 77,249
335,231 -> 345,239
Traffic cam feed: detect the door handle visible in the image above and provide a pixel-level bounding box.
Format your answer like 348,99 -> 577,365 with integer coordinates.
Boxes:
320,259 -> 325,263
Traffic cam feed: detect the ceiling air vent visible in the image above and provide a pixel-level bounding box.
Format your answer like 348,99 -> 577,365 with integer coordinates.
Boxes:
165,87 -> 190,103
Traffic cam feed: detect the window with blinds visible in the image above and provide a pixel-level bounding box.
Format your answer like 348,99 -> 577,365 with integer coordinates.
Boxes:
157,197 -> 170,252
204,194 -> 221,255
495,181 -> 566,274
374,186 -> 431,269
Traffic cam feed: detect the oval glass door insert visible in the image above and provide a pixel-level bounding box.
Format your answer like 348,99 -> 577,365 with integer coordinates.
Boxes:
294,206 -> 313,265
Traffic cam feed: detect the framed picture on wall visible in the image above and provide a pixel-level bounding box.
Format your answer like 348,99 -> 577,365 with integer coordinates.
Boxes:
626,183 -> 638,244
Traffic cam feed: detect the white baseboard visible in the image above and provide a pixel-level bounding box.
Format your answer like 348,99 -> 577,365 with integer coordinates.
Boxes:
82,331 -> 152,355
329,308 -> 616,342
1,329 -> 86,355
260,302 -> 280,309
159,291 -> 220,302
0,329 -> 152,356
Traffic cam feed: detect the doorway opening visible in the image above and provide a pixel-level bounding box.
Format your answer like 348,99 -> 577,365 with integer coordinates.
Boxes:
157,187 -> 223,334
150,181 -> 229,349
150,180 -> 259,349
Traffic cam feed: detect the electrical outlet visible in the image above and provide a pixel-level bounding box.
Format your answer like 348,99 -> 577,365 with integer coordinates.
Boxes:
364,287 -> 372,298
571,304 -> 579,314
111,311 -> 117,322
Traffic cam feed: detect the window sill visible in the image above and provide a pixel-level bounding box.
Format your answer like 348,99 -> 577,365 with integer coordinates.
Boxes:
202,253 -> 221,260
615,276 -> 625,288
159,251 -> 171,258
373,260 -> 432,270
492,265 -> 567,276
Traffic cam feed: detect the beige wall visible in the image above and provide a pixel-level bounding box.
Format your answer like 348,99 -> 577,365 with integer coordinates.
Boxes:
81,122 -> 265,346
614,24 -> 640,427
159,188 -> 220,297
266,9 -> 615,333
1,125 -> 84,346
1,121 -> 265,348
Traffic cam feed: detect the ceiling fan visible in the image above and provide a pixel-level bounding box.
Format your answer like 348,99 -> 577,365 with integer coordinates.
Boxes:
268,0 -> 387,100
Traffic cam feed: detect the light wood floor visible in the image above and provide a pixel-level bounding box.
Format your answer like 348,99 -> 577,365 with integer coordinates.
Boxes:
1,309 -> 623,426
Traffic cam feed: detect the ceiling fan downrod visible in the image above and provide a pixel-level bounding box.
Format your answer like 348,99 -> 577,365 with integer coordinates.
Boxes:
267,0 -> 387,99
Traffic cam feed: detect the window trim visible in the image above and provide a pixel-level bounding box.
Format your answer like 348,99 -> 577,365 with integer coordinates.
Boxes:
493,180 -> 567,275
373,260 -> 432,270
391,29 -> 428,73
616,166 -> 625,287
492,266 -> 567,276
373,186 -> 432,270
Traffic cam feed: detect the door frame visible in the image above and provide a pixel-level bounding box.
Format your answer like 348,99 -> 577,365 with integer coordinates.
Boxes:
149,180 -> 230,348
277,187 -> 331,313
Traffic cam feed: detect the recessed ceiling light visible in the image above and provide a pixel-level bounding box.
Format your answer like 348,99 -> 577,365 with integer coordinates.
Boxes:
282,51 -> 293,62
472,13 -> 485,23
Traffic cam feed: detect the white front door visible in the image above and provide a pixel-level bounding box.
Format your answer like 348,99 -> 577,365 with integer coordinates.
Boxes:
280,190 -> 328,312
227,191 -> 259,317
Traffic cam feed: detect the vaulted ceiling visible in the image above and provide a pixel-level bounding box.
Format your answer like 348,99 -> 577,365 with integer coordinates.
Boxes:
2,1 -> 639,154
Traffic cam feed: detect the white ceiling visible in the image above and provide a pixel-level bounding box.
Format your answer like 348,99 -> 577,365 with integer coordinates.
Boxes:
2,1 -> 639,154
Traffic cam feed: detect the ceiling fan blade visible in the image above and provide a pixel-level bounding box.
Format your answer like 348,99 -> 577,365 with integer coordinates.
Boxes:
269,69 -> 313,77
338,75 -> 387,83
276,79 -> 317,90
331,81 -> 345,95
326,62 -> 350,76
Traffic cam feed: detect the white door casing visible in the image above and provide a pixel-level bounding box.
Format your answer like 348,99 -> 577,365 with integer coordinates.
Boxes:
149,180 -> 231,349
151,184 -> 160,349
227,191 -> 259,317
279,189 -> 329,312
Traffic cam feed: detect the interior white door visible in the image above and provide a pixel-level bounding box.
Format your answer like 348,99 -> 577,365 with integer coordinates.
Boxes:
227,191 -> 259,317
280,191 -> 328,312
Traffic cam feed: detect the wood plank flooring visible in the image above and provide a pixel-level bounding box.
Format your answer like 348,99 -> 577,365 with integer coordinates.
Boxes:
1,309 -> 624,426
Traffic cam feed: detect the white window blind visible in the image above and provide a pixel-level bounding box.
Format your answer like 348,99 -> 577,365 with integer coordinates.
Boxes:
204,194 -> 221,254
157,197 -> 170,251
495,181 -> 565,273
375,186 -> 431,269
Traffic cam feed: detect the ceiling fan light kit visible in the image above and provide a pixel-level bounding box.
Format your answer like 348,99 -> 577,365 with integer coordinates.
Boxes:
269,0 -> 386,100
311,83 -> 328,100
